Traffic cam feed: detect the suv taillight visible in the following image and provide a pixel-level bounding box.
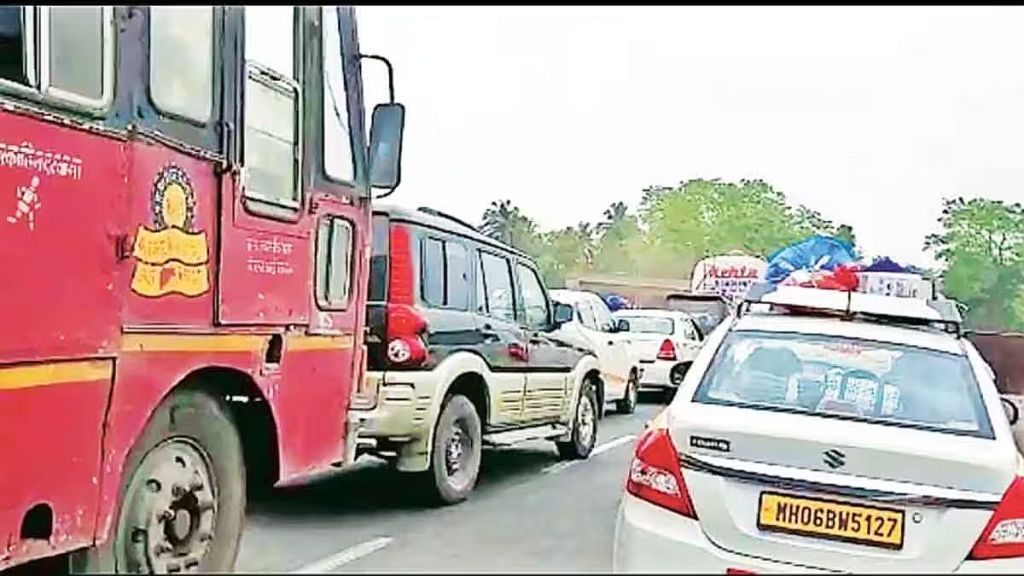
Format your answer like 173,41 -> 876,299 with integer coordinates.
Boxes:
625,420 -> 697,519
657,339 -> 677,361
969,476 -> 1024,560
386,304 -> 428,366
385,224 -> 428,367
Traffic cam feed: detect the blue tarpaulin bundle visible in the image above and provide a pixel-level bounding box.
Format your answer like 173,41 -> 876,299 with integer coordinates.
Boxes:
603,293 -> 631,312
765,235 -> 859,285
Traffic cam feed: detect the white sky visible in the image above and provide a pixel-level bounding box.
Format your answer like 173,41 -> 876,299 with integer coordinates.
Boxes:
354,6 -> 1024,269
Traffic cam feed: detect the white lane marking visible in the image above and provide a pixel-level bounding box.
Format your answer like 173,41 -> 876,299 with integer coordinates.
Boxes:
289,536 -> 394,574
592,434 -> 638,456
541,460 -> 576,475
542,434 -> 638,474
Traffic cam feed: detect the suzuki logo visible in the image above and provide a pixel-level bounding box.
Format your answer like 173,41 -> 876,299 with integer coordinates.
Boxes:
823,448 -> 846,469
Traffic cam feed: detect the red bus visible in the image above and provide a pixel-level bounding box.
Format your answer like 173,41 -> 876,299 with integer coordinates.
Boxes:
0,5 -> 405,573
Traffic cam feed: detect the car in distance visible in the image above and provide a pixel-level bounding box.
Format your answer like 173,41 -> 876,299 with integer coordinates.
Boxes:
612,308 -> 704,399
350,205 -> 602,505
614,283 -> 1024,574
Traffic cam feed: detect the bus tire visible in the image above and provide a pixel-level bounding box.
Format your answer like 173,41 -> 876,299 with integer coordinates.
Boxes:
72,388 -> 246,574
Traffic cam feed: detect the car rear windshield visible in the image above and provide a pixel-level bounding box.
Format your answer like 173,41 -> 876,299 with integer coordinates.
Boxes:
617,316 -> 674,335
693,330 -> 994,438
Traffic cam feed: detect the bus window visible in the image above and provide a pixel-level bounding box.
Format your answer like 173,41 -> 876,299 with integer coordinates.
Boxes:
321,6 -> 355,184
0,6 -> 112,109
245,6 -> 295,80
0,7 -> 29,86
243,7 -> 301,210
150,6 -> 213,123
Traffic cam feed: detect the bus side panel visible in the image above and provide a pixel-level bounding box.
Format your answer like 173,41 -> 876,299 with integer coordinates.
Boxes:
274,342 -> 355,482
0,361 -> 113,569
92,339 -> 361,540
216,176 -> 313,326
121,145 -> 218,327
0,110 -> 125,363
92,344 -> 265,545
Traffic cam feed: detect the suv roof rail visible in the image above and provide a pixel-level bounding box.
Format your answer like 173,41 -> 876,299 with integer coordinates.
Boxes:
739,281 -> 964,335
417,206 -> 479,233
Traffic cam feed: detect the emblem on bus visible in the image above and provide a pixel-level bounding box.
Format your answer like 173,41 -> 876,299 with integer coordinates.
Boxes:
130,165 -> 210,298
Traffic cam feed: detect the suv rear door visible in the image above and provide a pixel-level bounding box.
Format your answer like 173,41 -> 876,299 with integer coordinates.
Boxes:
475,248 -> 529,426
515,261 -> 572,423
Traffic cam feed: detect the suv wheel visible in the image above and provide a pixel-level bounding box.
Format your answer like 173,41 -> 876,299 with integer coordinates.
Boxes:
419,394 -> 482,505
556,377 -> 598,459
616,370 -> 639,415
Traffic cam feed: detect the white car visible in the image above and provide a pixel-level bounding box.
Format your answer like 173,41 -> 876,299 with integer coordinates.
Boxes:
612,309 -> 705,398
550,289 -> 643,415
614,283 -> 1024,574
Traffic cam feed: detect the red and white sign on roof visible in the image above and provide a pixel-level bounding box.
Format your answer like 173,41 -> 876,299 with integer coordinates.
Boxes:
691,253 -> 767,300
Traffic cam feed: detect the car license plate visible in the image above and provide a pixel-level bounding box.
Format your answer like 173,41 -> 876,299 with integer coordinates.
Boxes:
757,492 -> 905,550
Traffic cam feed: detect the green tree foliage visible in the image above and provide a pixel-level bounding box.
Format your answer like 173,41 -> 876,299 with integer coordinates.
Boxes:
472,184 -> 1021,333
480,199 -> 541,256
476,179 -> 859,290
640,179 -> 855,263
925,198 -> 1024,331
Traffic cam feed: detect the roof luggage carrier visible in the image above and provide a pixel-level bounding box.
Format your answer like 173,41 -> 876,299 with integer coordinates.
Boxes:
738,282 -> 964,336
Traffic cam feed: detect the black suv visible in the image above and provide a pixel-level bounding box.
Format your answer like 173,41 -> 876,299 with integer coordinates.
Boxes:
349,205 -> 602,504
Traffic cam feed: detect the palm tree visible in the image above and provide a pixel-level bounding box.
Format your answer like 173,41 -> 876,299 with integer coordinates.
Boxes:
480,199 -> 518,244
574,222 -> 596,265
599,201 -> 629,233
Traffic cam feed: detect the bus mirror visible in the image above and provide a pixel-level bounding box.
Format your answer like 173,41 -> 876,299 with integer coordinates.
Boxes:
368,102 -> 405,190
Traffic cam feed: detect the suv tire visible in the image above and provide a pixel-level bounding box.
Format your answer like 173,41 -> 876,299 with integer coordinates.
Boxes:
556,376 -> 598,460
418,394 -> 482,505
616,370 -> 639,415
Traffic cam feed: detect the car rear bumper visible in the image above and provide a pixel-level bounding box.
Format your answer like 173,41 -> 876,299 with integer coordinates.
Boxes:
613,493 -> 1024,574
614,493 -> 827,574
637,361 -> 682,390
348,370 -> 437,441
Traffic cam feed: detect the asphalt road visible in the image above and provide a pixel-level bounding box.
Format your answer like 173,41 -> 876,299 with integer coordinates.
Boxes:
236,397 -> 666,574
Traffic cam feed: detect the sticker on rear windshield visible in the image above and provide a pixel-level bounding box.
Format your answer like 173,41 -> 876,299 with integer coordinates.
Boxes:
689,435 -> 731,453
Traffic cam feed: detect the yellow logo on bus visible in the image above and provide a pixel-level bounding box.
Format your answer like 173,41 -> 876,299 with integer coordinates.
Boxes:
130,165 -> 210,298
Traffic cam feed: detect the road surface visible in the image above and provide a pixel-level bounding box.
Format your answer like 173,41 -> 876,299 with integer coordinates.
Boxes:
236,398 -> 665,574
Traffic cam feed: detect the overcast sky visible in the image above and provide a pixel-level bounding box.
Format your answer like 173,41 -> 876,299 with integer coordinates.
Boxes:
354,6 -> 1024,269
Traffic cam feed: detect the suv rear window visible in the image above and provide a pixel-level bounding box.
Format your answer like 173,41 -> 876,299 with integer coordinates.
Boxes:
419,233 -> 471,311
693,330 -> 993,438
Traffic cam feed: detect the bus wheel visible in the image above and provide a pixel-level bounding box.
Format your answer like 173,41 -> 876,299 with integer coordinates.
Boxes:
77,389 -> 246,574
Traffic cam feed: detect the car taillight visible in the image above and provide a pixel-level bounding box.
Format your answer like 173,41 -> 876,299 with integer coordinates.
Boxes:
969,476 -> 1024,560
625,420 -> 696,518
385,224 -> 428,367
657,339 -> 677,361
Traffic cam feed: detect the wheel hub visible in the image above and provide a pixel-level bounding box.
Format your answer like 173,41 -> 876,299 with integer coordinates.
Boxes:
170,510 -> 192,542
446,428 -> 465,475
118,439 -> 217,574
